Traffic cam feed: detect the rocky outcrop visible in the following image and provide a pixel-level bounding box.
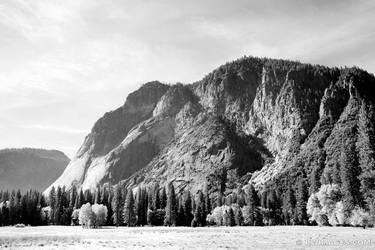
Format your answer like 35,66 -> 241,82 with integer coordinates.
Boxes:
0,148 -> 69,191
45,57 -> 375,199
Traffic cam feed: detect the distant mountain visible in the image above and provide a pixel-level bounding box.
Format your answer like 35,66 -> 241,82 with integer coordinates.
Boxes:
0,148 -> 69,192
45,56 -> 375,210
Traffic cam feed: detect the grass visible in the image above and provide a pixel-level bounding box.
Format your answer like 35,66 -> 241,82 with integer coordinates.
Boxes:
0,226 -> 374,249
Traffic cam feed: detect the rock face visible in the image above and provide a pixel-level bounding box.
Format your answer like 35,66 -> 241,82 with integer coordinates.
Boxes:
0,148 -> 69,192
45,57 -> 375,197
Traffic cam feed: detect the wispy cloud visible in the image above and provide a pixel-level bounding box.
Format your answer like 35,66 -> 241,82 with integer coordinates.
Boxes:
0,0 -> 374,156
21,124 -> 89,135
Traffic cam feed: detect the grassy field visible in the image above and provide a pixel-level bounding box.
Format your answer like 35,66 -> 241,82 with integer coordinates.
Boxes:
0,226 -> 374,249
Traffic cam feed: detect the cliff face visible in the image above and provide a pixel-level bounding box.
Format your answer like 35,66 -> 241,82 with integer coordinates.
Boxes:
45,57 -> 375,198
0,148 -> 69,192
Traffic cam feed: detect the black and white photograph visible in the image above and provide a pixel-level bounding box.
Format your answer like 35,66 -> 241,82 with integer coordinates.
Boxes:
0,0 -> 375,249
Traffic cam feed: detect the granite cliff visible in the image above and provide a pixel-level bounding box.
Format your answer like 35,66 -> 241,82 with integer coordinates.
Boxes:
45,57 -> 375,200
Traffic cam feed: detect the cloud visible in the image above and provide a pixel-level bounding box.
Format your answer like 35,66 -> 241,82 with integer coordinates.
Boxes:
21,124 -> 89,135
0,0 -> 374,156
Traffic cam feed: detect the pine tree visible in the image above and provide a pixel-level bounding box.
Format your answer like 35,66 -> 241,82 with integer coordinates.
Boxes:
69,186 -> 77,209
282,184 -> 296,225
54,186 -> 63,224
266,189 -> 280,225
177,198 -> 186,226
147,187 -> 154,211
74,189 -> 84,209
123,188 -> 136,227
48,186 -> 56,206
153,183 -> 161,209
192,191 -> 206,227
237,187 -> 246,207
357,103 -> 375,213
112,185 -> 123,226
340,145 -> 362,212
261,191 -> 267,208
295,178 -> 309,225
227,207 -> 236,226
84,189 -> 93,204
15,189 -> 22,223
135,187 -> 147,226
94,186 -> 101,204
203,182 -> 212,214
164,183 -> 177,226
246,184 -> 259,226
217,192 -> 223,207
160,186 -> 167,209
183,190 -> 193,226
106,186 -> 113,225
234,207 -> 244,226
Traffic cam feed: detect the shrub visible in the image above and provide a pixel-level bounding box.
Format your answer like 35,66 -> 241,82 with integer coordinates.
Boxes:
41,206 -> 52,224
92,204 -> 108,227
79,203 -> 96,228
147,209 -> 165,226
71,209 -> 80,226
307,185 -> 341,226
350,207 -> 372,228
206,204 -> 243,226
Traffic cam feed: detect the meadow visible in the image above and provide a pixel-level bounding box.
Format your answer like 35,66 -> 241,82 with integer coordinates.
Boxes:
0,226 -> 374,249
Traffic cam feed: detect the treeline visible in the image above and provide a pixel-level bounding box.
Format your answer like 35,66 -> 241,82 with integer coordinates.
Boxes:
0,180 -> 307,227
0,177 -> 373,227
0,189 -> 46,226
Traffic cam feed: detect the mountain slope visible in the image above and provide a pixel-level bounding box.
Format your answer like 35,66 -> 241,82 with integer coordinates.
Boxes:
45,57 -> 375,202
0,148 -> 69,192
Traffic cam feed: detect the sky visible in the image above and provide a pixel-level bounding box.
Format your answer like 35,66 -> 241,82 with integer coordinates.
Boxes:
0,0 -> 374,158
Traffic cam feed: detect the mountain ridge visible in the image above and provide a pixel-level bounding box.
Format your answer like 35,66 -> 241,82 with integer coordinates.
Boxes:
0,148 -> 69,192
45,56 -> 375,203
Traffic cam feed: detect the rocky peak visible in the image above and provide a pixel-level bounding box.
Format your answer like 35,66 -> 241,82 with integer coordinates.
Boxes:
46,56 -> 375,199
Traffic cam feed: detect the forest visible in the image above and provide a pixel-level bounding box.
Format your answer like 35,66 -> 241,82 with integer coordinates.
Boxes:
0,178 -> 372,228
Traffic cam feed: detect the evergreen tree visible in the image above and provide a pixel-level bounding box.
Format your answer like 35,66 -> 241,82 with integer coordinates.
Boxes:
135,187 -> 147,226
94,186 -> 101,204
48,186 -> 56,223
227,207 -> 236,226
340,145 -> 362,213
234,207 -> 244,226
8,191 -> 16,225
123,188 -> 136,226
261,191 -> 267,208
177,198 -> 186,226
217,192 -> 223,207
160,186 -> 167,209
15,189 -> 22,223
237,187 -> 246,207
309,149 -> 326,194
112,185 -> 123,226
164,183 -> 177,226
295,178 -> 309,225
183,190 -> 193,226
192,191 -> 206,227
266,189 -> 281,225
203,182 -> 212,214
54,186 -> 63,224
147,187 -> 154,211
106,186 -> 113,225
246,184 -> 260,226
357,103 -> 375,213
74,189 -> 84,209
282,184 -> 296,225
69,186 -> 77,209
153,183 -> 161,209
84,189 -> 93,204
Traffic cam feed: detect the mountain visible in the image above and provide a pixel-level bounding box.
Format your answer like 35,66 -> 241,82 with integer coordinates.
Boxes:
45,57 -> 375,204
0,148 -> 69,192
